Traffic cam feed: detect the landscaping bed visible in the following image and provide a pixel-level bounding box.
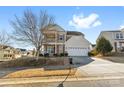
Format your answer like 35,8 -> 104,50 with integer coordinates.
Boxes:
0,57 -> 69,68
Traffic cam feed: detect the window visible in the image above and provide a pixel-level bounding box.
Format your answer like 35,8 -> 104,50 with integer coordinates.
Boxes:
59,35 -> 64,40
120,33 -> 123,39
4,54 -> 7,57
116,33 -> 119,39
115,33 -> 124,39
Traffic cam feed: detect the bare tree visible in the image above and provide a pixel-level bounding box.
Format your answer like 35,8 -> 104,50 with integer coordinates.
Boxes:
10,9 -> 54,58
0,30 -> 10,46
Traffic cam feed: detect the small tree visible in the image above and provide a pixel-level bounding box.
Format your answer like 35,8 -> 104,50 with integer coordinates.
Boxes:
96,37 -> 113,56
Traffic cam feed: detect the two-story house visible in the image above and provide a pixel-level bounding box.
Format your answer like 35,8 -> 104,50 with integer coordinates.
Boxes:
42,24 -> 66,56
0,45 -> 21,61
42,24 -> 92,56
97,30 -> 124,52
0,45 -> 14,61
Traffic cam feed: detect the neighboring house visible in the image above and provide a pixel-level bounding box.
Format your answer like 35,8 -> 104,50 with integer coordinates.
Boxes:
16,48 -> 34,57
0,45 -> 34,61
42,24 -> 92,56
97,30 -> 124,52
17,48 -> 27,56
0,45 -> 21,61
27,50 -> 35,57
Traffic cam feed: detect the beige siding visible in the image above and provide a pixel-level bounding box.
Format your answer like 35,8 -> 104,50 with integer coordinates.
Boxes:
65,36 -> 92,49
97,31 -> 124,52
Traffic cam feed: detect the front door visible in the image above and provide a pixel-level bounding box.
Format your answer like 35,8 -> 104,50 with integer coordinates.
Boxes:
47,45 -> 55,54
120,42 -> 124,52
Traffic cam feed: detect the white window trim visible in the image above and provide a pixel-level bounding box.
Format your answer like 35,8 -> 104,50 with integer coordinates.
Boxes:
59,34 -> 64,40
115,33 -> 124,39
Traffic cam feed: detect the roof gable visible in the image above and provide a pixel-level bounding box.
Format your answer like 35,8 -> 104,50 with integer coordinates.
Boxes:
67,31 -> 84,36
65,36 -> 91,47
45,24 -> 65,32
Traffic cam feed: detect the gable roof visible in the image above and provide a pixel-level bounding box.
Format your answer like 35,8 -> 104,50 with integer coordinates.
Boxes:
65,36 -> 91,47
0,44 -> 12,49
43,24 -> 65,32
98,30 -> 122,38
67,31 -> 84,36
100,30 -> 121,33
97,30 -> 124,41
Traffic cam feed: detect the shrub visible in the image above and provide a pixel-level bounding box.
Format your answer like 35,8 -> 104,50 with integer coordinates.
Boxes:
64,53 -> 68,56
0,57 -> 45,68
0,57 -> 69,68
44,53 -> 49,57
88,50 -> 98,56
59,53 -> 68,57
120,47 -> 124,52
39,54 -> 43,57
53,53 -> 58,57
60,53 -> 64,57
96,37 -> 113,56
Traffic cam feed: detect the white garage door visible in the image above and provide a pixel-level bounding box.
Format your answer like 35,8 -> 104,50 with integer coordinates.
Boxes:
66,47 -> 89,56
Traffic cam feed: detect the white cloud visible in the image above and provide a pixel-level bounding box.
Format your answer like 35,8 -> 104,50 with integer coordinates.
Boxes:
69,13 -> 102,29
120,25 -> 124,30
92,20 -> 102,27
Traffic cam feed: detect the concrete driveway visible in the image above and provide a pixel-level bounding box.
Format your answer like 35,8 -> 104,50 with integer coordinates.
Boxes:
73,57 -> 124,77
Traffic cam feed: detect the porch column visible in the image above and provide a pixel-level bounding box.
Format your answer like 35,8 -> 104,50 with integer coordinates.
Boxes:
114,42 -> 117,52
63,44 -> 65,53
45,45 -> 47,53
55,45 -> 57,54
55,32 -> 57,54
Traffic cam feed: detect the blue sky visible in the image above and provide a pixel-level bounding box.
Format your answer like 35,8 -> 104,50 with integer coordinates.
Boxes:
0,6 -> 124,49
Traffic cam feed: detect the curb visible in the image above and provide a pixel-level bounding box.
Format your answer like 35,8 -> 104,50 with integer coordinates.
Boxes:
0,75 -> 124,85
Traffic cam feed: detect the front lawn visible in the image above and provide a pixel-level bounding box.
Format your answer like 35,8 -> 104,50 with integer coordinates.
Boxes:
3,67 -> 77,78
100,56 -> 124,63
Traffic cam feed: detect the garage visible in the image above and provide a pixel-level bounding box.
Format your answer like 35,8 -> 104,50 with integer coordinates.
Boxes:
65,35 -> 92,56
66,47 -> 89,56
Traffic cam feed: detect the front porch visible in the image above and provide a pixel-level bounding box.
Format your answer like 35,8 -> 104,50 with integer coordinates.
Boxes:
114,42 -> 124,52
42,44 -> 65,55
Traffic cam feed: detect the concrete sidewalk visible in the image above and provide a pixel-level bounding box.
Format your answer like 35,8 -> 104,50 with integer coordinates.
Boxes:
1,74 -> 124,86
0,73 -> 124,86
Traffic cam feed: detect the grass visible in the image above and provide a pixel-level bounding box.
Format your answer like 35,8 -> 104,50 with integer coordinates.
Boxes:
101,56 -> 124,63
3,68 -> 77,78
97,52 -> 124,63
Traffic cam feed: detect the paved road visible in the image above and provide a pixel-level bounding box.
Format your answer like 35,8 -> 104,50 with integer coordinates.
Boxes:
0,67 -> 34,78
0,68 -> 17,78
